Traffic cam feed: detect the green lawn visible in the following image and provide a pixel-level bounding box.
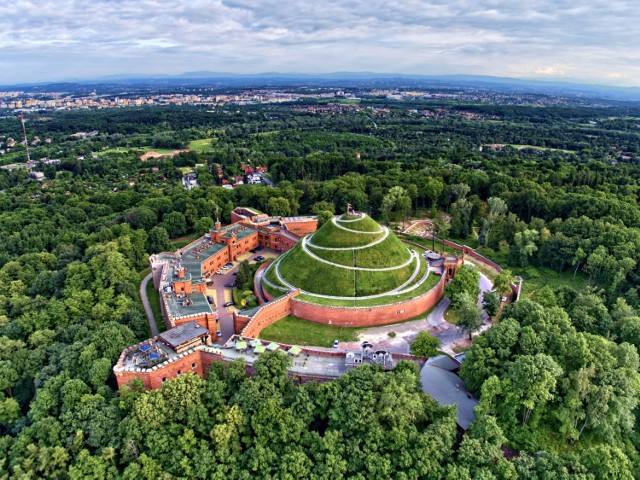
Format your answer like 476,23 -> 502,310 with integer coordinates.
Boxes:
296,268 -> 441,307
519,267 -> 588,298
444,307 -> 460,325
336,214 -> 383,232
99,146 -> 178,155
188,138 -> 216,152
259,315 -> 361,347
507,144 -> 574,153
278,243 -> 417,297
170,234 -> 198,249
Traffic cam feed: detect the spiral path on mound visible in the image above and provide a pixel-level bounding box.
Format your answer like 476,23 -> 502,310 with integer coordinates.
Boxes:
262,252 -> 437,300
331,216 -> 385,234
260,213 -> 441,302
301,236 -> 416,271
305,227 -> 390,251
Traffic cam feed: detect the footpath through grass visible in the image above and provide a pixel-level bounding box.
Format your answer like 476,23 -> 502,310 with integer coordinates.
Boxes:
145,279 -> 166,333
259,315 -> 361,347
137,268 -> 166,334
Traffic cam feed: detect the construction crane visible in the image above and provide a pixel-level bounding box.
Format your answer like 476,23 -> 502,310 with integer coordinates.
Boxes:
18,113 -> 33,172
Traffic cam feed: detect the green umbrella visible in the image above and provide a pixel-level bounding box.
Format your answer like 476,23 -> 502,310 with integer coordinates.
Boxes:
254,344 -> 266,354
288,346 -> 301,356
267,342 -> 279,351
235,340 -> 247,351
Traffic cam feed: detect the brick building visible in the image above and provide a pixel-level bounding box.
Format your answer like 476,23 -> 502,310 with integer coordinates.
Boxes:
149,207 -> 317,336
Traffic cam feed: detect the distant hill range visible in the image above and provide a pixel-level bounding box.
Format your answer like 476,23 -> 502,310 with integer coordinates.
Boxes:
5,71 -> 640,101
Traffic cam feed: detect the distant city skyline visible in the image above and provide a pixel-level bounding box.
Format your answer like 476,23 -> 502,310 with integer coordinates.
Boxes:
1,0 -> 638,87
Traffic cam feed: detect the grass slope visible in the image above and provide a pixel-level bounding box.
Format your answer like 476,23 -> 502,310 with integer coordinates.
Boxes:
310,219 -> 383,248
336,214 -> 384,232
307,233 -> 411,268
278,244 -> 356,296
260,315 -> 360,347
278,243 -> 416,297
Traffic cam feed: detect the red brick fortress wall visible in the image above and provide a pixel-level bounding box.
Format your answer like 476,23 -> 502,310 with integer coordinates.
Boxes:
413,234 -> 521,299
234,291 -> 299,336
114,347 -> 224,389
289,275 -> 445,327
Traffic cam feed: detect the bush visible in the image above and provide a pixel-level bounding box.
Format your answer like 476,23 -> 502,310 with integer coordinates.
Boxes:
232,287 -> 240,305
410,331 -> 441,358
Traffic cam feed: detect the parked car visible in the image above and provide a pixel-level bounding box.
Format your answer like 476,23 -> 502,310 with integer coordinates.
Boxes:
332,340 -> 340,348
255,255 -> 265,261
256,245 -> 264,251
250,248 -> 258,253
225,262 -> 233,267
215,270 -> 224,275
225,283 -> 234,288
206,296 -> 215,305
222,265 -> 232,270
223,301 -> 234,307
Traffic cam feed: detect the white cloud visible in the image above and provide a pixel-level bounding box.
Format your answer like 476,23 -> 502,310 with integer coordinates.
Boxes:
0,0 -> 637,85
534,67 -> 566,76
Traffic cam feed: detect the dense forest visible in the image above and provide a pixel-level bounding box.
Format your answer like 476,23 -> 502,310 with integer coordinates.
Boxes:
0,97 -> 639,477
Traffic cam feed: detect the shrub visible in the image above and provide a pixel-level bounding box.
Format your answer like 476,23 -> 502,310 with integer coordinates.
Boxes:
410,331 -> 441,357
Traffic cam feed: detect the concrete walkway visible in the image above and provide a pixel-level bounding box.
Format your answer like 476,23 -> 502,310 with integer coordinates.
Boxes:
335,271 -> 495,356
427,297 -> 451,327
140,272 -> 159,336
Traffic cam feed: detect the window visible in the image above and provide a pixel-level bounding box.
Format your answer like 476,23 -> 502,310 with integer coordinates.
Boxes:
162,377 -> 167,383
177,370 -> 182,376
192,363 -> 197,369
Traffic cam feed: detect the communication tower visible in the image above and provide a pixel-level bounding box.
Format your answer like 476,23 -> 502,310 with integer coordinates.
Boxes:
18,114 -> 33,172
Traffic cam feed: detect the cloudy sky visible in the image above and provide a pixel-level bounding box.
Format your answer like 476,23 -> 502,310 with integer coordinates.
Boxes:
1,0 -> 638,86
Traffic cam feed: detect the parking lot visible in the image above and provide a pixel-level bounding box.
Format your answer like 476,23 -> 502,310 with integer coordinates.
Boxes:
210,248 -> 281,342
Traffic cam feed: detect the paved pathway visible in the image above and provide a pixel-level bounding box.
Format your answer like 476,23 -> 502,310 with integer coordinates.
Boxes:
336,271 -> 495,356
140,272 -> 159,336
427,297 -> 450,327
212,250 -> 281,343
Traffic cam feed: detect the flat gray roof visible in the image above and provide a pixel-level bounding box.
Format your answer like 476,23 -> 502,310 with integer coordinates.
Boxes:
159,321 -> 209,349
180,238 -> 228,278
164,292 -> 213,320
426,354 -> 460,372
420,355 -> 478,430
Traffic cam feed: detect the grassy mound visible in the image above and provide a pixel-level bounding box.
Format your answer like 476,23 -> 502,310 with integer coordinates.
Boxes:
278,244 -> 356,296
336,214 -> 384,232
307,233 -> 412,268
310,218 -> 384,248
276,215 -> 418,297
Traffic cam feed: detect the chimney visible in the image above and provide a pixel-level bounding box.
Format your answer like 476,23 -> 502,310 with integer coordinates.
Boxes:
177,267 -> 185,279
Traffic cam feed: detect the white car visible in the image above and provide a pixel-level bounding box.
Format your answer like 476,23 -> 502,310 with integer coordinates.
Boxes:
215,270 -> 224,275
